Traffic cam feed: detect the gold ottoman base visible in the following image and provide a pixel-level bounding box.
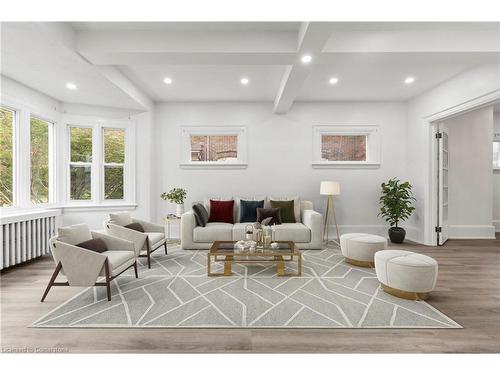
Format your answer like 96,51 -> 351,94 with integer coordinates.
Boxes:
345,257 -> 375,268
381,283 -> 430,301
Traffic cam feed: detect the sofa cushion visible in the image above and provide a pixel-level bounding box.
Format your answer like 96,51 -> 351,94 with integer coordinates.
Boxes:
77,238 -> 108,253
240,199 -> 264,222
58,223 -> 92,245
124,222 -> 145,232
235,196 -> 266,223
208,200 -> 235,224
270,200 -> 296,223
269,196 -> 301,222
193,223 -> 233,242
109,212 -> 133,226
101,250 -> 135,275
256,207 -> 282,225
272,223 -> 311,243
192,203 -> 209,227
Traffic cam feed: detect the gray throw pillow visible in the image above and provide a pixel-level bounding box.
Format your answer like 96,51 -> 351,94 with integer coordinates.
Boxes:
256,207 -> 282,225
193,203 -> 209,227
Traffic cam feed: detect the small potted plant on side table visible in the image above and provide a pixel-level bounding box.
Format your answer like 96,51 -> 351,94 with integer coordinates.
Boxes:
161,187 -> 187,217
378,178 -> 416,243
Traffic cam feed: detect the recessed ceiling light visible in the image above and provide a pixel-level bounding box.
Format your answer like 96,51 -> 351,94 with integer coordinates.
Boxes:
329,77 -> 339,85
66,82 -> 77,90
301,54 -> 312,64
240,77 -> 249,85
163,77 -> 173,85
404,76 -> 415,84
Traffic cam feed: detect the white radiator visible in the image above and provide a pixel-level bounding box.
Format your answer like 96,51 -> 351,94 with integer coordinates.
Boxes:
0,210 -> 60,270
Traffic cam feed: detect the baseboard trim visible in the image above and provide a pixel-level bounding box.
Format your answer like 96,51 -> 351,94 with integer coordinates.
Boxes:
448,225 -> 496,239
493,220 -> 500,233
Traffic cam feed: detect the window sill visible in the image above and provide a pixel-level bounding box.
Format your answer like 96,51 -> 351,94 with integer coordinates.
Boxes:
312,161 -> 381,169
61,202 -> 138,212
179,162 -> 248,170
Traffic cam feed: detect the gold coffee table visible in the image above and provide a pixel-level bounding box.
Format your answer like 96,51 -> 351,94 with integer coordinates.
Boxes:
208,241 -> 302,277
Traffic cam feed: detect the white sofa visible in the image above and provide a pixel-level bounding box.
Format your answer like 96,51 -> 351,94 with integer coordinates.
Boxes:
181,199 -> 323,250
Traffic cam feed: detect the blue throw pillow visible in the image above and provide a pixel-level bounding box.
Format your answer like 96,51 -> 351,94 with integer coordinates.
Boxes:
239,200 -> 265,222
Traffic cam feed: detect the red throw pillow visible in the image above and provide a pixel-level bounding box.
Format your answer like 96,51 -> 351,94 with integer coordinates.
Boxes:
208,200 -> 234,224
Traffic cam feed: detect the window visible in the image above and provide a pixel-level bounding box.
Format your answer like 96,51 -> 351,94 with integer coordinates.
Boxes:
181,127 -> 247,168
321,135 -> 367,162
69,126 -> 93,200
0,107 -> 15,207
190,135 -> 238,162
103,128 -> 125,200
312,126 -> 380,168
30,116 -> 53,204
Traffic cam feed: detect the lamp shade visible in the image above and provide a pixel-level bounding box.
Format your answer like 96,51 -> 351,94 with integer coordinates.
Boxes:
320,181 -> 340,196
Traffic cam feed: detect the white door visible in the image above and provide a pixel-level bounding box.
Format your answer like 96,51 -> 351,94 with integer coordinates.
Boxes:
437,124 -> 450,245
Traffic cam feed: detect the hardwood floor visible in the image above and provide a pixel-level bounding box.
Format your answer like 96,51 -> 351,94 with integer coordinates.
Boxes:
1,238 -> 499,353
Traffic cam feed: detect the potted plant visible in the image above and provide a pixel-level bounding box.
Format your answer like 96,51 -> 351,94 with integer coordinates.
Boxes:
161,188 -> 187,217
378,178 -> 416,243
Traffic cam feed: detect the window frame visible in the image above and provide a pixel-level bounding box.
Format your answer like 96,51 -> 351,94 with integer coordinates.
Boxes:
67,124 -> 95,202
101,125 -> 127,201
29,114 -> 55,205
64,116 -> 135,206
180,126 -> 248,169
0,105 -> 19,208
312,125 -> 381,169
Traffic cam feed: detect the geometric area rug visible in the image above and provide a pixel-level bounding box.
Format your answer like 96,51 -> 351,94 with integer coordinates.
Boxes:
32,245 -> 461,329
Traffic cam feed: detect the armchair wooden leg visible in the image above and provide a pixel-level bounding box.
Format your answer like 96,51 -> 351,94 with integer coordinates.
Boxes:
164,242 -> 168,255
104,259 -> 112,301
133,261 -> 138,278
41,262 -> 62,302
146,242 -> 152,269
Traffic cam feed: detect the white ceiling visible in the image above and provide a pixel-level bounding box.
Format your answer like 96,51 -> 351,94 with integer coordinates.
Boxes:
0,23 -> 145,110
1,22 -> 499,110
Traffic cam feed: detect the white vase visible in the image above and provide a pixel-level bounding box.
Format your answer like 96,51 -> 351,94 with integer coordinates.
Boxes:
176,203 -> 184,217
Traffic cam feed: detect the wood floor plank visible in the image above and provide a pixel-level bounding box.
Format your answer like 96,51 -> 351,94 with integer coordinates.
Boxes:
1,238 -> 499,353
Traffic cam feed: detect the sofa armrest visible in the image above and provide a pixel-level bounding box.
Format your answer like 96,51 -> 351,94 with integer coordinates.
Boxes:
132,218 -> 164,233
91,231 -> 135,252
302,209 -> 323,248
104,223 -> 147,257
181,211 -> 197,249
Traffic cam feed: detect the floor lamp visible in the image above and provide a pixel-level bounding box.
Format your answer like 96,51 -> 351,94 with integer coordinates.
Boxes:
320,181 -> 341,245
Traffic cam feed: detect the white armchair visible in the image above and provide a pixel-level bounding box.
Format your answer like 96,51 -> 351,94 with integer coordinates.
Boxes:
104,212 -> 167,268
41,224 -> 137,302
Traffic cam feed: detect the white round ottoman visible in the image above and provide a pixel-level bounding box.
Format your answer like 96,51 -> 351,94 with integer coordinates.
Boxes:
375,250 -> 438,300
340,233 -> 388,268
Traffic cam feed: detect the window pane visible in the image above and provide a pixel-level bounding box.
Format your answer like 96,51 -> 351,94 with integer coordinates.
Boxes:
104,128 -> 125,164
31,117 -> 50,204
190,135 -> 238,162
70,165 -> 91,200
104,166 -> 124,199
494,142 -> 500,168
0,107 -> 14,207
70,127 -> 92,162
321,135 -> 367,161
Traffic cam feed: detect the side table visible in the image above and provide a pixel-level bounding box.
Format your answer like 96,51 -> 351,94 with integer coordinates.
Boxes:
163,215 -> 181,244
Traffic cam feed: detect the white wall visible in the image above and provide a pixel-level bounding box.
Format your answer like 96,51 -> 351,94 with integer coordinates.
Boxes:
1,75 -> 154,230
494,112 -> 500,232
153,101 -> 414,239
406,64 -> 500,245
445,107 -> 495,238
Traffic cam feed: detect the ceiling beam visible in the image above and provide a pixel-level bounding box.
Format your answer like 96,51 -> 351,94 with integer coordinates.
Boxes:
273,22 -> 332,114
36,22 -> 153,111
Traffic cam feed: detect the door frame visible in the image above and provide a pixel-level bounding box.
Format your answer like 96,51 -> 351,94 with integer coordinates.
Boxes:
427,92 -> 500,246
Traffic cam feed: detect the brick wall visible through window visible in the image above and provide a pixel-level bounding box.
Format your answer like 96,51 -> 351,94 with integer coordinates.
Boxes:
190,135 -> 238,162
321,135 -> 367,161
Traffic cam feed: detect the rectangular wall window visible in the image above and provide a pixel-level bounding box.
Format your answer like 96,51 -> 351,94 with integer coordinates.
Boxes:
30,116 -> 52,204
0,107 -> 15,207
190,135 -> 238,162
321,135 -> 367,162
69,126 -> 92,200
103,128 -> 125,200
313,125 -> 380,168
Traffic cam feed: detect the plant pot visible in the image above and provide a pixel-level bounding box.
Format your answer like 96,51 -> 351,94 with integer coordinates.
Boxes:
176,203 -> 184,217
388,227 -> 406,243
